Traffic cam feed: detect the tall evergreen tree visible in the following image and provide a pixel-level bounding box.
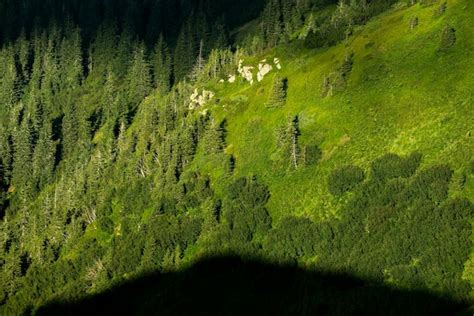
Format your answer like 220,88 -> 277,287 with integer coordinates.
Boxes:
174,21 -> 196,82
0,48 -> 19,111
32,120 -> 56,190
59,28 -> 84,92
12,116 -> 34,201
61,104 -> 79,162
126,43 -> 153,110
152,35 -> 172,94
266,75 -> 288,108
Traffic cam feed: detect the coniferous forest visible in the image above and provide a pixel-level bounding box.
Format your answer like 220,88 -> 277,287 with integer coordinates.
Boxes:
0,0 -> 473,315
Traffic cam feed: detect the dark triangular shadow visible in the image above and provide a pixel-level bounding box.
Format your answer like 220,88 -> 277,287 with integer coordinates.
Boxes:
37,256 -> 469,316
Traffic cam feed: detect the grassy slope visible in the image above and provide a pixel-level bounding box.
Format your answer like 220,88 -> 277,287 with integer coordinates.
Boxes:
201,0 -> 473,222
190,0 -> 474,289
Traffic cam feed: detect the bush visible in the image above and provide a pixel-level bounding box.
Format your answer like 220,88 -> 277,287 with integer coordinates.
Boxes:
302,145 -> 322,166
321,53 -> 354,97
405,165 -> 453,203
371,152 -> 421,181
98,217 -> 114,234
439,25 -> 456,50
328,165 -> 365,196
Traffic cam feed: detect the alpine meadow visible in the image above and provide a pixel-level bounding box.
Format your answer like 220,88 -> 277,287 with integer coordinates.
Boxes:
0,0 -> 473,315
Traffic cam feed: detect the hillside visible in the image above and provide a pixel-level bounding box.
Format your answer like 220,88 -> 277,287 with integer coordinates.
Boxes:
0,0 -> 473,314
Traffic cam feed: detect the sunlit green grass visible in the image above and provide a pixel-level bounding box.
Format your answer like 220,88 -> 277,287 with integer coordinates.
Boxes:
203,1 -> 474,225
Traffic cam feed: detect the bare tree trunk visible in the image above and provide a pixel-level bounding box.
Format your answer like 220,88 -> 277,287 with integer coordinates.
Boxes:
292,129 -> 298,169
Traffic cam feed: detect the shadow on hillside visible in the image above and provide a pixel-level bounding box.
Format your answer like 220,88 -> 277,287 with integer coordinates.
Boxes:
37,256 -> 468,316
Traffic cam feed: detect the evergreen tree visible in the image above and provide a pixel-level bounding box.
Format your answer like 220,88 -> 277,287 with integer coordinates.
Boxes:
61,104 -> 79,161
113,28 -> 134,79
266,75 -> 288,108
41,36 -> 61,115
59,28 -> 84,92
261,0 -> 283,47
16,30 -> 31,83
126,43 -> 153,110
276,115 -> 301,169
102,68 -> 122,121
12,116 -> 34,202
32,121 -> 56,190
0,48 -> 19,111
203,118 -> 226,155
212,18 -> 229,49
152,35 -> 172,94
174,21 -> 196,82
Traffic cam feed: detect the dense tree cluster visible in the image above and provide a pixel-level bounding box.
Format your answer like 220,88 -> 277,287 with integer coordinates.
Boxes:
267,153 -> 473,302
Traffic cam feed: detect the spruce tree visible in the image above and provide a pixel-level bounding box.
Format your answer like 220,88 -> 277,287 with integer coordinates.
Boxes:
203,119 -> 226,155
61,104 -> 79,161
212,18 -> 229,49
41,37 -> 61,115
32,121 -> 56,190
59,28 -> 84,92
174,21 -> 196,82
276,115 -> 301,169
152,35 -> 172,94
0,48 -> 19,111
16,30 -> 31,83
12,117 -> 34,202
126,43 -> 153,109
266,75 -> 288,108
261,0 -> 283,47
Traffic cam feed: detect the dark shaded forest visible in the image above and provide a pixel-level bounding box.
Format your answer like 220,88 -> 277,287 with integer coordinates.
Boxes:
37,256 -> 468,316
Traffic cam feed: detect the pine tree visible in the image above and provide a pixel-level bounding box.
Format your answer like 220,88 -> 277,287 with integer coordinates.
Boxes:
32,121 -> 56,190
212,18 -> 229,49
12,116 -> 34,201
41,36 -> 61,115
193,7 -> 210,55
203,119 -> 226,155
16,30 -> 31,83
126,43 -> 152,109
113,28 -> 134,79
174,21 -> 196,81
59,27 -> 84,92
276,115 -> 301,169
89,21 -> 118,73
152,34 -> 172,94
102,68 -> 121,121
0,121 -> 13,184
261,0 -> 283,47
0,48 -> 19,111
266,75 -> 288,108
61,104 -> 79,161
190,39 -> 206,82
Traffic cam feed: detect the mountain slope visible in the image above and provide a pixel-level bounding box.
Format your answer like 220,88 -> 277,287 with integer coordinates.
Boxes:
0,0 -> 473,314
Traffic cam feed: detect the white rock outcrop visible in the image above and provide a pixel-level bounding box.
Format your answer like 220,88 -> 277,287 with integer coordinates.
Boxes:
274,57 -> 282,70
230,57 -> 282,85
189,88 -> 215,110
237,59 -> 254,85
257,63 -> 273,82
